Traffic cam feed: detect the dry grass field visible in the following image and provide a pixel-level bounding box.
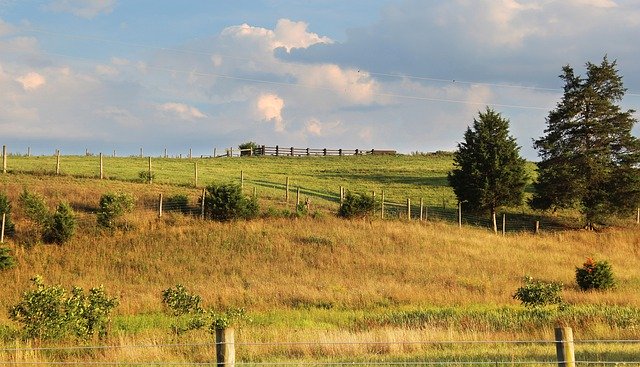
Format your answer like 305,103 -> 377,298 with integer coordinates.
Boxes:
0,156 -> 639,365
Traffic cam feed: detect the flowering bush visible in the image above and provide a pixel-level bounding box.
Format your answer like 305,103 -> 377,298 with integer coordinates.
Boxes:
575,257 -> 615,291
513,275 -> 563,308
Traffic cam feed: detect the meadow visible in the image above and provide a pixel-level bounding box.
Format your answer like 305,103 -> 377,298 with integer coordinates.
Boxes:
0,154 -> 639,365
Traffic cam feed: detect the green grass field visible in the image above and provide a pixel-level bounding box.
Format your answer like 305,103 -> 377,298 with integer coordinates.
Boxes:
0,153 -> 639,365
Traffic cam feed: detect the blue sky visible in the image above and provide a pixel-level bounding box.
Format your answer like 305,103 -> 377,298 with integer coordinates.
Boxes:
1,0 -> 639,159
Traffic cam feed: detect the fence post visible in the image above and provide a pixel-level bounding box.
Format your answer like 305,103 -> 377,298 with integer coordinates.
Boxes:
140,147 -> 143,158
458,202 -> 462,228
1,213 -> 5,244
535,221 -> 540,234
240,171 -> 244,190
261,145 -> 266,156
201,188 -> 206,220
99,153 -> 104,179
189,148 -> 192,159
502,214 -> 506,236
290,147 -> 294,156
555,327 -> 575,367
275,145 -> 279,156
56,149 -> 60,175
372,191 -> 376,216
381,191 -> 385,219
420,198 -> 424,221
214,148 -> 217,157
164,148 -> 168,158
296,187 -> 300,206
158,193 -> 163,218
406,198 -> 411,220
215,327 -> 235,367
113,149 -> 116,158
285,177 -> 290,203
636,207 -> 639,224
306,148 -> 310,156
27,146 -> 31,157
2,145 -> 6,174
323,148 -> 327,156
339,186 -> 344,204
339,148 -> 342,156
148,157 -> 152,184
253,187 -> 257,199
194,162 -> 198,188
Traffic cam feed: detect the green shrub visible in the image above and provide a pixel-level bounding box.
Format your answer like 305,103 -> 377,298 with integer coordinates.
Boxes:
576,257 -> 616,291
238,141 -> 259,156
138,170 -> 155,183
8,275 -> 118,341
165,194 -> 191,214
204,184 -> 258,221
161,284 -> 205,335
0,192 -> 15,236
97,192 -> 135,229
0,246 -> 16,271
210,307 -> 248,331
43,203 -> 76,244
19,190 -> 49,226
513,276 -> 563,308
338,191 -> 375,218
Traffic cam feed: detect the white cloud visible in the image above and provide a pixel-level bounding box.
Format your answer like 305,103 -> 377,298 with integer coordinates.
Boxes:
0,18 -> 14,36
256,93 -> 285,131
15,72 -> 46,91
158,102 -> 207,121
46,0 -> 116,19
96,64 -> 118,76
295,65 -> 377,104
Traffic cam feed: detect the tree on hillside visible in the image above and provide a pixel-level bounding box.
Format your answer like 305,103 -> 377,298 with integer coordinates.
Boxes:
448,107 -> 528,233
531,56 -> 640,227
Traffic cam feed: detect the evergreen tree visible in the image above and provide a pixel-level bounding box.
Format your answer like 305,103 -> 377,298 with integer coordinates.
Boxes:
531,57 -> 640,226
448,108 -> 528,232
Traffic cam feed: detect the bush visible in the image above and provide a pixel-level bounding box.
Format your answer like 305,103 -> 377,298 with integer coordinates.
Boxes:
0,192 -> 15,236
19,190 -> 49,226
513,276 -> 563,308
165,194 -> 191,214
43,203 -> 76,244
576,257 -> 616,291
138,170 -> 155,183
239,141 -> 259,156
204,184 -> 258,221
338,191 -> 375,218
0,246 -> 16,271
162,284 -> 205,335
8,275 -> 118,341
97,192 -> 135,229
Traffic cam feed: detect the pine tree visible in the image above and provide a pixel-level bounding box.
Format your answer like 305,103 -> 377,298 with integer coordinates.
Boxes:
448,107 -> 528,232
531,56 -> 640,227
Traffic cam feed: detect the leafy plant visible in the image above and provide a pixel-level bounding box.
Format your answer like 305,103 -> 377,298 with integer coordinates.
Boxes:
43,203 -> 76,244
238,141 -> 259,156
97,192 -> 135,229
0,246 -> 16,271
19,190 -> 49,226
576,257 -> 616,291
204,184 -> 258,221
138,170 -> 155,183
8,275 -> 118,341
210,307 -> 248,331
161,284 -> 206,335
338,191 -> 375,218
513,276 -> 563,308
0,192 -> 15,236
165,194 -> 191,214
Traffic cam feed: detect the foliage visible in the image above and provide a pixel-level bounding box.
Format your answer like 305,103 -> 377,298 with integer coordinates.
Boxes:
8,275 -> 118,341
138,170 -> 155,183
165,194 -> 191,214
448,108 -> 528,219
97,192 -> 135,229
239,141 -> 259,156
0,192 -> 15,236
0,246 -> 16,271
204,183 -> 259,221
42,202 -> 76,244
576,257 -> 616,291
19,189 -> 50,226
210,307 -> 248,331
338,191 -> 375,218
512,276 -> 563,308
531,56 -> 640,225
161,284 -> 205,335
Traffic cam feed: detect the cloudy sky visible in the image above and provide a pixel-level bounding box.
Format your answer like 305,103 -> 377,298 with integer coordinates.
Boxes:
1,0 -> 639,159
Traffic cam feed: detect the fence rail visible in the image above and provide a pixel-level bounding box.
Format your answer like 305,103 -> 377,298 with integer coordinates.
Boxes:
251,146 -> 396,157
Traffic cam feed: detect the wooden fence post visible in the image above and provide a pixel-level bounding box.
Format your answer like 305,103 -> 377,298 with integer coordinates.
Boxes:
148,157 -> 152,184
2,145 -> 6,174
502,214 -> 506,236
381,191 -> 385,219
1,213 -> 5,244
339,186 -> 344,204
285,177 -> 290,203
296,187 -> 300,206
215,327 -> 235,367
339,148 -> 342,156
275,145 -> 279,156
158,193 -> 163,218
240,171 -> 244,190
99,153 -> 104,179
56,149 -> 60,175
214,148 -> 217,157
406,198 -> 411,220
420,198 -> 424,221
555,327 -> 576,367
372,191 -> 376,216
164,148 -> 168,158
290,147 -> 294,156
458,202 -> 462,228
323,148 -> 327,156
253,187 -> 257,199
113,149 -> 116,158
189,148 -> 192,159
201,188 -> 206,220
27,146 -> 31,157
535,221 -> 540,234
194,162 -> 198,188
636,207 -> 639,224
140,147 -> 143,158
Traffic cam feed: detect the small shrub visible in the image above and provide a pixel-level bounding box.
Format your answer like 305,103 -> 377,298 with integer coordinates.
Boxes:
210,307 -> 248,331
137,170 -> 155,183
576,257 -> 615,291
97,192 -> 134,229
161,285 -> 206,335
8,275 -> 118,341
513,276 -> 563,308
204,184 -> 258,221
238,141 -> 259,156
43,203 -> 76,244
338,191 -> 375,218
165,194 -> 191,214
0,246 -> 16,271
19,190 -> 49,226
0,192 -> 15,236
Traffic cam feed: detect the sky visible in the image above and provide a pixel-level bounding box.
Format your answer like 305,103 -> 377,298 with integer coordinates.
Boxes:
1,0 -> 639,159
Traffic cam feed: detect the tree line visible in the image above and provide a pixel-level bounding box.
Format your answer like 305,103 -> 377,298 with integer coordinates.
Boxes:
448,56 -> 640,230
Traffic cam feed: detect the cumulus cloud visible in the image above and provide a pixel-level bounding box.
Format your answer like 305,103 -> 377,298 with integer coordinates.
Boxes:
46,0 -> 116,19
15,72 -> 46,91
158,103 -> 207,121
256,93 -> 285,131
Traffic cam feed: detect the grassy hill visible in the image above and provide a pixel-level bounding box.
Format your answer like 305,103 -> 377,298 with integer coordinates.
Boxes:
0,154 -> 639,364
